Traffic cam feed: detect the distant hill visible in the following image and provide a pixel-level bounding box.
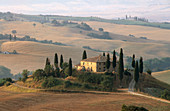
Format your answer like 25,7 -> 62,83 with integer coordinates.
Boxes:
152,70 -> 170,84
0,65 -> 13,78
0,12 -> 170,29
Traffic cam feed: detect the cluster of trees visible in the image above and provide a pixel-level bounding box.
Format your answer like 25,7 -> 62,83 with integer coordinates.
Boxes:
0,33 -> 67,46
0,78 -> 13,86
87,32 -> 111,39
52,20 -> 78,26
76,22 -> 92,31
33,53 -> 73,82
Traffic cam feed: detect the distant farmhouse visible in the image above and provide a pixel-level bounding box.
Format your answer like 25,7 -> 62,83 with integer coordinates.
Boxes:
75,55 -> 118,73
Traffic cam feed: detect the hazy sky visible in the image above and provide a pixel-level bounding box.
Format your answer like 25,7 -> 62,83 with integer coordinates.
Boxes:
0,0 -> 170,22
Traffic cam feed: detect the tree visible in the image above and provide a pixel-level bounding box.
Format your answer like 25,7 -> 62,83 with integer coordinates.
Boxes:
105,53 -> 110,71
82,50 -> 87,60
60,55 -> 64,69
139,57 -> 143,73
54,53 -> 58,68
118,48 -> 124,84
9,34 -> 12,41
33,23 -> 36,27
14,35 -> 17,41
44,65 -> 55,77
12,30 -> 17,35
99,28 -> 104,32
68,58 -> 72,76
113,50 -> 117,70
103,52 -> 105,56
22,69 -> 29,82
132,54 -> 135,68
134,61 -> 139,83
45,58 -> 50,66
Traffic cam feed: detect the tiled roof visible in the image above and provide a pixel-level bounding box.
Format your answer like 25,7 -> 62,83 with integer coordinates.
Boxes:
81,55 -> 107,62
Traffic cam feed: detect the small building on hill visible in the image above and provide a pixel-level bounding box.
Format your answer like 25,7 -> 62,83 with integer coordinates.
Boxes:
75,55 -> 119,73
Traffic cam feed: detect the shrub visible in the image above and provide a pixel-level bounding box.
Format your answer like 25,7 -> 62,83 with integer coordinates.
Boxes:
146,69 -> 152,75
64,81 -> 72,88
121,104 -> 148,111
41,76 -> 62,88
33,69 -> 46,81
101,76 -> 114,91
82,83 -> 92,89
161,89 -> 170,100
5,82 -> 11,86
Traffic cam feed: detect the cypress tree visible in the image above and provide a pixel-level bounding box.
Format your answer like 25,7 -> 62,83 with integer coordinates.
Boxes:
9,34 -> 12,41
54,53 -> 58,68
68,58 -> 72,76
14,35 -> 16,41
134,61 -> 139,83
60,55 -> 64,69
45,58 -> 50,66
103,52 -> 105,56
82,50 -> 87,60
105,53 -> 110,70
139,57 -> 143,74
113,50 -> 117,70
132,54 -> 135,68
118,48 -> 124,83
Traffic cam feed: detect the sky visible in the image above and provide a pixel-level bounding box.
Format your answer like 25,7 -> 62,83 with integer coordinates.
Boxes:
0,0 -> 170,22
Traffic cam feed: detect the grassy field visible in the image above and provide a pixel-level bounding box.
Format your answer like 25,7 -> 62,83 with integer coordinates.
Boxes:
0,87 -> 169,111
86,21 -> 170,41
152,70 -> 170,84
0,20 -> 170,74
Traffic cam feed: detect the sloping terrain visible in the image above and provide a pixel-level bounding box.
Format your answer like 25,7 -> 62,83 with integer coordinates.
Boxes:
0,41 -> 99,74
152,70 -> 170,84
0,88 -> 169,111
86,21 -> 170,41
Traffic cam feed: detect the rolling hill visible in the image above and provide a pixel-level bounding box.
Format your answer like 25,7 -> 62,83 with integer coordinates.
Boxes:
152,70 -> 170,84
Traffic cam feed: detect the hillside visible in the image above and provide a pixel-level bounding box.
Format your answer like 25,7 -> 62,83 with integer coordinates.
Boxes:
0,41 -> 99,74
152,70 -> 170,84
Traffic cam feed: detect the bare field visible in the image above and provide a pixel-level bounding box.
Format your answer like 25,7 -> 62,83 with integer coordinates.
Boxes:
153,70 -> 170,84
0,88 -> 169,111
86,21 -> 170,41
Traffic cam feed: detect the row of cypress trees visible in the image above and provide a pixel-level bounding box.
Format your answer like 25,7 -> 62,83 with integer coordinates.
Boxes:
45,53 -> 73,76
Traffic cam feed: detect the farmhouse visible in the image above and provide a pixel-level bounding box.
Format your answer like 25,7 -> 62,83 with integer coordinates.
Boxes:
75,55 -> 118,73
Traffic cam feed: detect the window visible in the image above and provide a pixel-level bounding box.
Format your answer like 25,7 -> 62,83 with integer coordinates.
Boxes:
103,62 -> 105,65
83,62 -> 85,65
99,63 -> 101,65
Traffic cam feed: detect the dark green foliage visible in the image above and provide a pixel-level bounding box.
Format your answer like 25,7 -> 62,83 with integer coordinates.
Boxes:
121,104 -> 148,111
68,58 -> 72,76
64,80 -> 72,88
45,58 -> 50,66
146,69 -> 152,75
41,76 -> 62,88
0,78 -> 13,86
82,83 -> 92,89
62,62 -> 69,70
44,65 -> 55,77
99,28 -> 104,31
33,69 -> 46,81
87,32 -> 111,40
12,30 -> 17,35
119,48 -> 124,82
54,53 -> 58,68
106,53 -> 110,70
112,50 -> 117,69
132,54 -> 135,68
60,55 -> 64,69
78,72 -> 104,85
55,67 -> 60,77
22,69 -> 29,82
14,35 -> 16,41
161,89 -> 170,100
82,50 -> 87,60
103,52 -> 105,56
9,34 -> 12,41
134,61 -> 139,83
76,22 -> 92,31
144,57 -> 170,72
101,76 -> 114,91
124,70 -> 131,76
139,57 -> 143,73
